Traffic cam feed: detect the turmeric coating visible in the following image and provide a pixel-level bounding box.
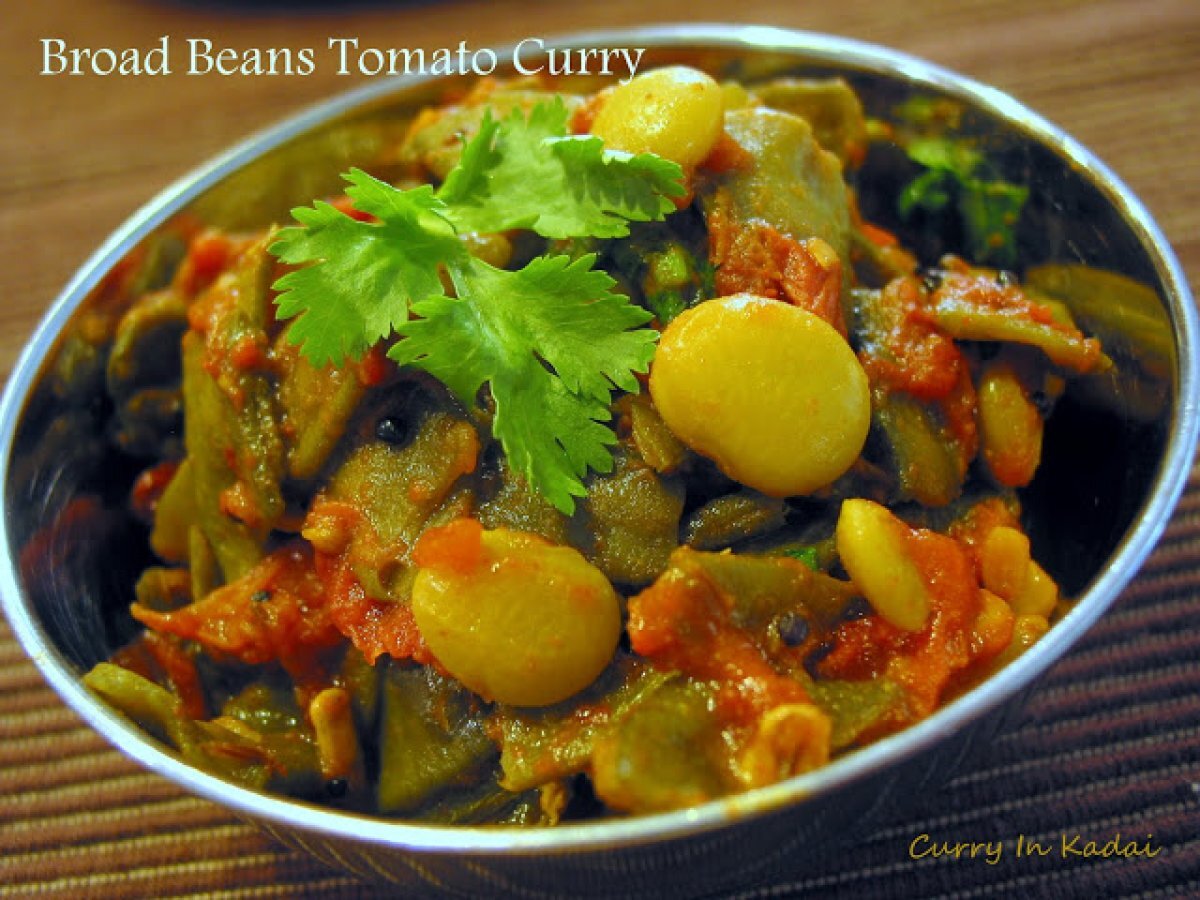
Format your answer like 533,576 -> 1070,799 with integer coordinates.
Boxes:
72,63 -> 1137,825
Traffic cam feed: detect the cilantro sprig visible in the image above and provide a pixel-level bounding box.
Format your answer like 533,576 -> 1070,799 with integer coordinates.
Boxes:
269,98 -> 685,513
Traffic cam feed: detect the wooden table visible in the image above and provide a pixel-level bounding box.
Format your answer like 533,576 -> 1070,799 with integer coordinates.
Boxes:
3,1 -> 1198,897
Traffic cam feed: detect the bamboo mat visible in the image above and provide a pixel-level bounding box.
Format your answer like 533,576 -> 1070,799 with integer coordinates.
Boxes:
3,0 -> 1199,896
3,464 -> 1198,898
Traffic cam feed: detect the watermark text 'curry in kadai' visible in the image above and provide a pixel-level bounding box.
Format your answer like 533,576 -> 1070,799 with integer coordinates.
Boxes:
908,832 -> 1162,865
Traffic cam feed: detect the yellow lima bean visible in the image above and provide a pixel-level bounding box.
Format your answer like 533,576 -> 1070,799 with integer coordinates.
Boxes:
649,294 -> 871,497
979,526 -> 1031,601
979,524 -> 1058,618
590,65 -> 724,169
978,361 -> 1044,487
308,687 -> 364,789
410,520 -> 621,707
997,613 -> 1050,666
1010,559 -> 1058,618
836,499 -> 931,632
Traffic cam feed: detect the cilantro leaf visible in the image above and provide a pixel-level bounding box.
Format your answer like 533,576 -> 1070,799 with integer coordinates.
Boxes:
898,136 -> 1028,269
905,136 -> 982,175
271,169 -> 463,365
783,546 -> 820,571
898,168 -> 954,218
492,368 -> 618,513
438,98 -> 686,239
389,255 -> 658,513
958,177 -> 1028,268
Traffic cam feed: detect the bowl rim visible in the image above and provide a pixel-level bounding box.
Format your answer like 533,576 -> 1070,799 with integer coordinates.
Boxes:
2,22 -> 1197,857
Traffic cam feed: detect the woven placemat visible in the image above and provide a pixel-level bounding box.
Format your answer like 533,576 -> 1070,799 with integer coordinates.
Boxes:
3,468 -> 1199,899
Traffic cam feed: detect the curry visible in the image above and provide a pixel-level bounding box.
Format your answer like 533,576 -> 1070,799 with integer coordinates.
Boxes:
72,65 -> 1137,824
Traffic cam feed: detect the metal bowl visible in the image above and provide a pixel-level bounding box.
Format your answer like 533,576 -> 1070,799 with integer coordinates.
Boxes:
2,25 -> 1196,898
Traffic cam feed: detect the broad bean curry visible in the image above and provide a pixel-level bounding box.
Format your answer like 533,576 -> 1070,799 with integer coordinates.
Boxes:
68,65 -> 1153,824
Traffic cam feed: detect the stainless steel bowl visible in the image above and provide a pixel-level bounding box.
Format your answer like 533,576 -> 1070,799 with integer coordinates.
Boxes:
2,25 -> 1196,898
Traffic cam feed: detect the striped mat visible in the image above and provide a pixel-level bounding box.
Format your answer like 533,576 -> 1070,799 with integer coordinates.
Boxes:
3,468 -> 1199,899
